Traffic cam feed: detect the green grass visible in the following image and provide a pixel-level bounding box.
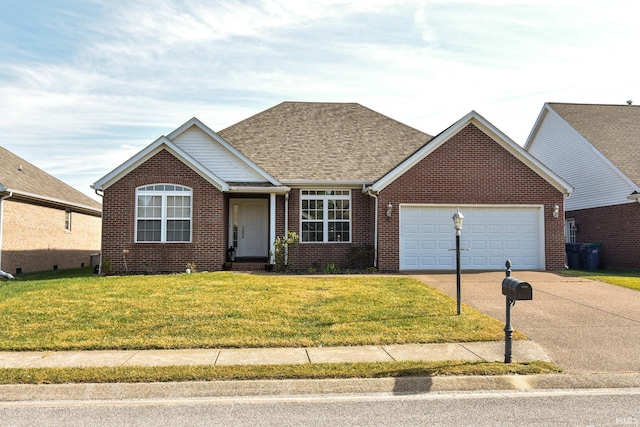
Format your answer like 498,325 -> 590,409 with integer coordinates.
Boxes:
0,268 -> 512,351
0,361 -> 560,385
560,269 -> 640,291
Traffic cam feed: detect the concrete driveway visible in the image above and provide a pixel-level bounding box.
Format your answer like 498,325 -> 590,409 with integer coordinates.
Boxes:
411,271 -> 640,374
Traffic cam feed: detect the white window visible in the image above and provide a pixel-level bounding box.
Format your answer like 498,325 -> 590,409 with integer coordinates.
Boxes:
64,210 -> 72,232
301,190 -> 351,243
136,184 -> 192,243
565,219 -> 577,243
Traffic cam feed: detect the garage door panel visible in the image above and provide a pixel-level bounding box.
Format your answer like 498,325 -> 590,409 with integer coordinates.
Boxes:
403,224 -> 418,234
403,256 -> 418,267
505,225 -> 520,234
400,206 -> 542,270
487,224 -> 502,234
488,240 -> 503,250
420,224 -> 435,234
471,240 -> 486,250
506,240 -> 520,250
421,240 -> 435,250
420,256 -> 437,267
470,223 -> 486,233
437,241 -> 450,250
404,241 -> 418,251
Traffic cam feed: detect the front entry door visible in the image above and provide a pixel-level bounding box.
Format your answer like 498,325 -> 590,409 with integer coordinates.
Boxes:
230,199 -> 269,258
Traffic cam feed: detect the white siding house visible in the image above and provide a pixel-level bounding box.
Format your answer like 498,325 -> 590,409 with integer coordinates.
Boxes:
525,102 -> 640,269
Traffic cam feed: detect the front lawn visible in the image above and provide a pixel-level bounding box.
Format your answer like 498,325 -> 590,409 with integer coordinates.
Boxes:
0,269 -> 510,351
560,269 -> 640,291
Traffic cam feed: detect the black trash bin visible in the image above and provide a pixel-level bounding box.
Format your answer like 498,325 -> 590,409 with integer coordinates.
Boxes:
581,243 -> 601,270
565,243 -> 583,269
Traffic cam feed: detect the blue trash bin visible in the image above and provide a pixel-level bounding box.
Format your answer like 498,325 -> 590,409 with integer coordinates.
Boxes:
582,243 -> 601,270
565,243 -> 583,269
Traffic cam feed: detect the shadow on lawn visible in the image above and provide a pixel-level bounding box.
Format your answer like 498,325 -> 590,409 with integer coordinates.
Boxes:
9,267 -> 96,282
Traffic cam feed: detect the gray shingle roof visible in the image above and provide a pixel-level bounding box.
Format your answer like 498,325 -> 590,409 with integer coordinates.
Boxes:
217,102 -> 432,182
0,146 -> 102,213
549,102 -> 640,186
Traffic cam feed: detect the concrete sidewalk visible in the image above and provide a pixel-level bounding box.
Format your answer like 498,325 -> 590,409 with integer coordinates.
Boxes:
0,341 -> 550,369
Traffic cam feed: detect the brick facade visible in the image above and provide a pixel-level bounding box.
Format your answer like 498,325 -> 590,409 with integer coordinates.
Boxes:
376,123 -> 566,272
567,202 -> 640,269
1,199 -> 101,274
102,125 -> 568,274
101,149 -> 226,274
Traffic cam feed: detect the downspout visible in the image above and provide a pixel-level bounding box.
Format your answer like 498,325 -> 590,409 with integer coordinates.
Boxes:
94,189 -> 104,275
284,191 -> 289,265
0,191 -> 13,272
365,188 -> 379,268
269,193 -> 276,264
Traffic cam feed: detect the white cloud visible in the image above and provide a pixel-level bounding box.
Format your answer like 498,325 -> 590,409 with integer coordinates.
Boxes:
2,0 -> 640,200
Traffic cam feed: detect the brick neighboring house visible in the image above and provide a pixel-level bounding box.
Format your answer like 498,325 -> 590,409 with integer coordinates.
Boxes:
0,146 -> 102,274
525,102 -> 640,269
92,102 -> 572,274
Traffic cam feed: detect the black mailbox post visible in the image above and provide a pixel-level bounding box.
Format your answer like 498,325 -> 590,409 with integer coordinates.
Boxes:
502,260 -> 533,363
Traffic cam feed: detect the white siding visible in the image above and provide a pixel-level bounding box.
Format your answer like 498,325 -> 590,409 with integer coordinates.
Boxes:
172,126 -> 267,183
528,110 -> 636,211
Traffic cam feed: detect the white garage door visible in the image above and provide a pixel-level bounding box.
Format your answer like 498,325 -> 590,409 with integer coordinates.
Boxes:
400,205 -> 544,271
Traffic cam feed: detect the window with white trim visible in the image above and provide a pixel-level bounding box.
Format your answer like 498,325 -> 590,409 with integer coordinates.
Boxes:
301,190 -> 351,243
566,218 -> 577,244
136,184 -> 192,243
64,210 -> 72,232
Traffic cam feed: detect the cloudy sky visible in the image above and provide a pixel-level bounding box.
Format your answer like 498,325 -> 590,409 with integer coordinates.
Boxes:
1,0 -> 638,200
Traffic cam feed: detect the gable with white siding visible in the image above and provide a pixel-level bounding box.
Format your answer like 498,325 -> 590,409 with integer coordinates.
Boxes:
526,105 -> 637,211
171,125 -> 267,183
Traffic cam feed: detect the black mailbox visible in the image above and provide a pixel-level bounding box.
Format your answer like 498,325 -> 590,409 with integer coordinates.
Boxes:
502,277 -> 533,301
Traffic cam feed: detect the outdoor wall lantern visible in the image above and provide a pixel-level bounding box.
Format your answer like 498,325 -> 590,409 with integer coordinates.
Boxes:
553,204 -> 560,218
452,208 -> 464,315
386,202 -> 393,218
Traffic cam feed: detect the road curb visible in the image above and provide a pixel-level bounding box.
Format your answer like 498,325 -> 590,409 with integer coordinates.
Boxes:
1,373 -> 639,402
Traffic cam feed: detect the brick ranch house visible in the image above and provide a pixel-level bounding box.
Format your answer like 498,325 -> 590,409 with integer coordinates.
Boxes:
0,146 -> 102,274
92,102 -> 572,274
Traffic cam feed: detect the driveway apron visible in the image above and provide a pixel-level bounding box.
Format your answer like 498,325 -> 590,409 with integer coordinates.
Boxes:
411,271 -> 640,374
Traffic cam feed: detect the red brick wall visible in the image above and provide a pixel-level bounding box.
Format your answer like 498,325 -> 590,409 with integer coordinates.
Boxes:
568,202 -> 640,269
1,199 -> 101,274
286,188 -> 375,271
377,123 -> 566,272
101,149 -> 226,273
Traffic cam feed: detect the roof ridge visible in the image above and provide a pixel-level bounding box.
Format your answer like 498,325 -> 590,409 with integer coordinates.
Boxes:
549,101 -> 640,108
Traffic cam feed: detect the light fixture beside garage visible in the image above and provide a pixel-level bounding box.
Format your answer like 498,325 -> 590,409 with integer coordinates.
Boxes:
452,209 -> 464,233
553,204 -> 560,218
386,202 -> 393,218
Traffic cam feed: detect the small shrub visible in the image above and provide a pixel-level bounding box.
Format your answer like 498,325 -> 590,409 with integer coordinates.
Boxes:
323,263 -> 339,274
143,261 -> 154,275
272,231 -> 299,272
185,262 -> 196,274
100,257 -> 113,276
348,246 -> 375,270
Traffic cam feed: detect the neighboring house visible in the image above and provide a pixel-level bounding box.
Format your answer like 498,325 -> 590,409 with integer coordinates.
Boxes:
92,102 -> 572,274
525,102 -> 640,269
0,146 -> 102,274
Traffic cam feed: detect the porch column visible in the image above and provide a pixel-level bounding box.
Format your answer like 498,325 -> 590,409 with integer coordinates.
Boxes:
269,192 -> 276,264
